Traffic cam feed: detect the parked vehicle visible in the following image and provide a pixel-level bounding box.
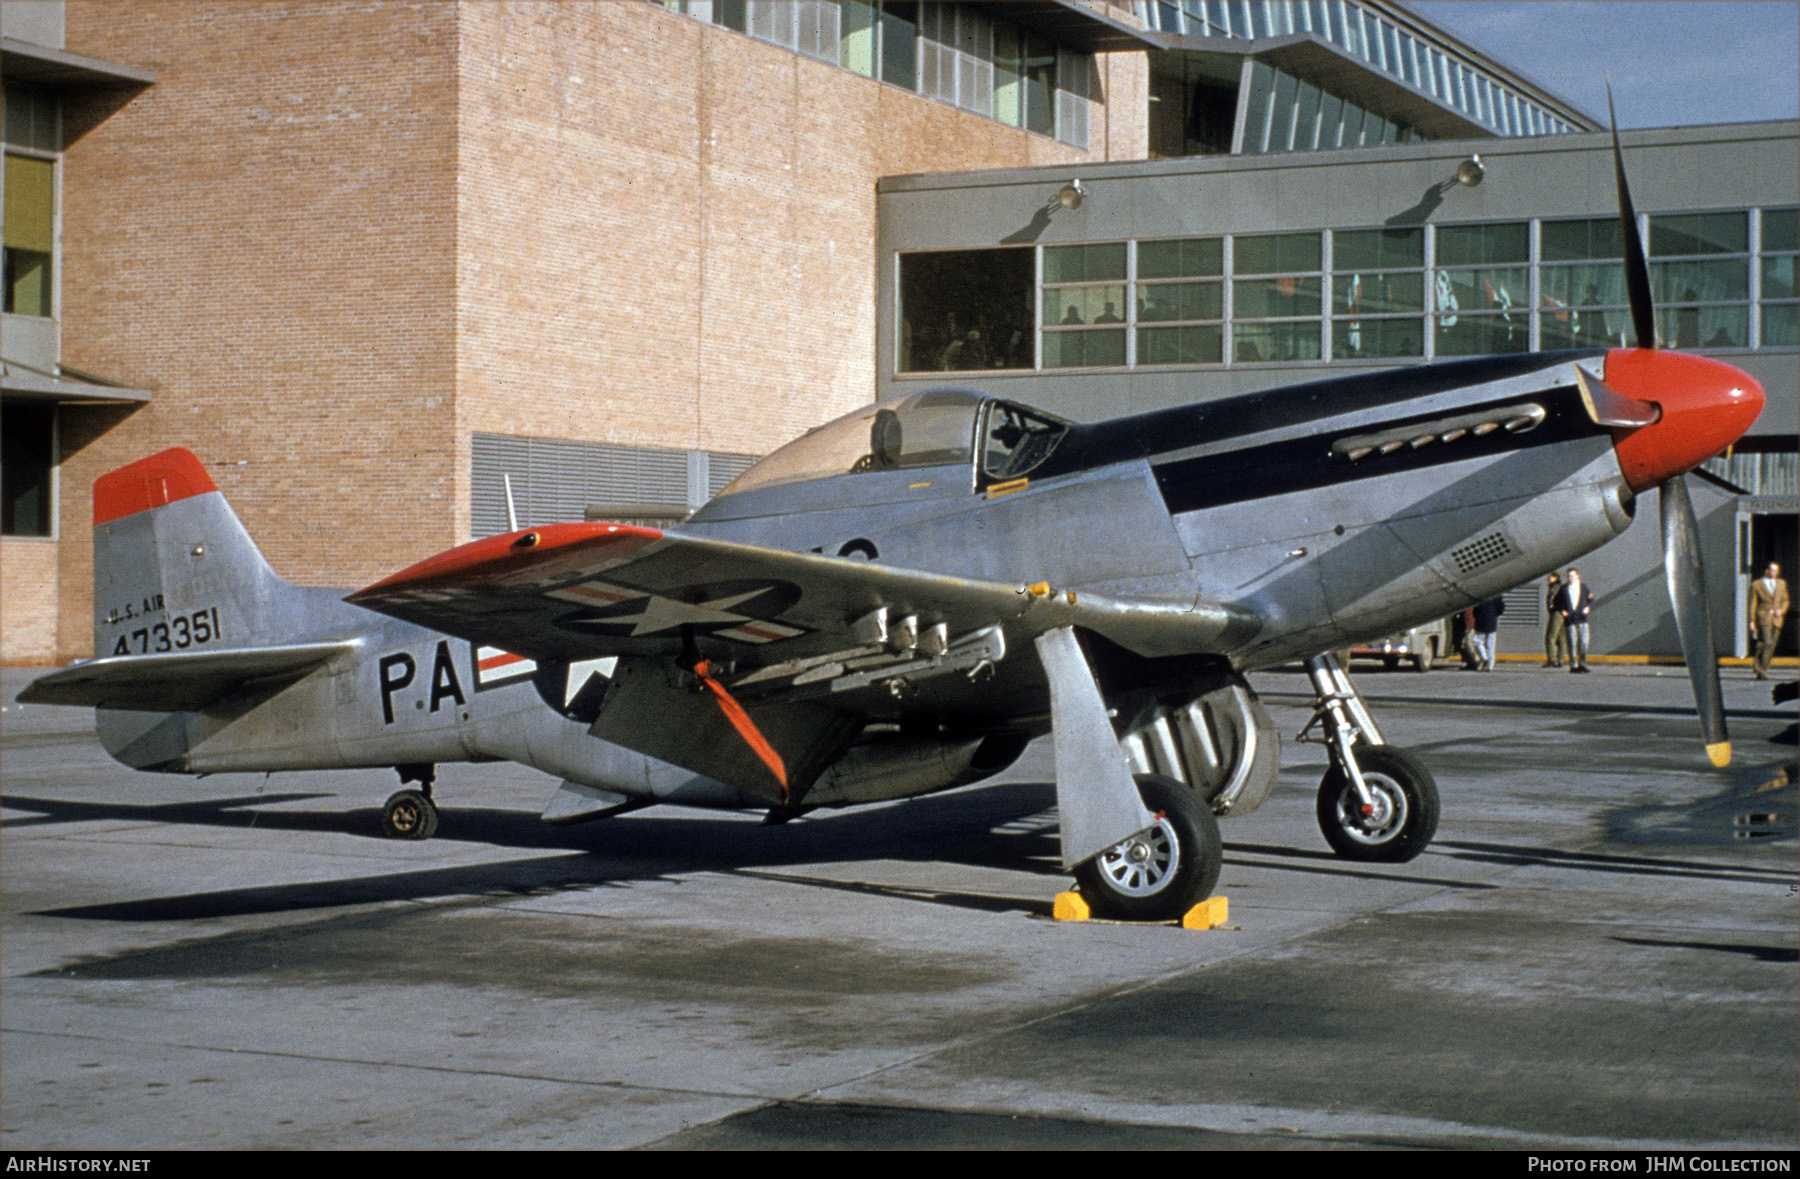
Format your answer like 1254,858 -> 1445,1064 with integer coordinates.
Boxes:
1342,617 -> 1452,672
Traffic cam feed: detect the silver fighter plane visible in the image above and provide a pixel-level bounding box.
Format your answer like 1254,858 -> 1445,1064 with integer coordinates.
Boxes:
22,118 -> 1766,921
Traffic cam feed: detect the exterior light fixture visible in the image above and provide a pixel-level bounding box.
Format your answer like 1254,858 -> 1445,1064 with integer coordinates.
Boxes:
1454,154 -> 1485,187
1057,179 -> 1085,210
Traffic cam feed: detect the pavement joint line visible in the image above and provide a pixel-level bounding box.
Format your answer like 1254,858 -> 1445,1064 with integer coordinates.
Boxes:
1262,689 -> 1794,721
0,1024 -> 789,1106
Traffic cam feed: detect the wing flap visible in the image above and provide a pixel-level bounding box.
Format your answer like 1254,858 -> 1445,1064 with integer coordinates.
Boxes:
19,641 -> 360,712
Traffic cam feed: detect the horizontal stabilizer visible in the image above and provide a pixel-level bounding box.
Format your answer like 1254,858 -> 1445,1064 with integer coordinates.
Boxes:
19,641 -> 360,712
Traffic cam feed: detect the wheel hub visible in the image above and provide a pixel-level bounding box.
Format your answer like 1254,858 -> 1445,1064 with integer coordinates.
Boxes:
1095,818 -> 1178,896
1341,777 -> 1405,843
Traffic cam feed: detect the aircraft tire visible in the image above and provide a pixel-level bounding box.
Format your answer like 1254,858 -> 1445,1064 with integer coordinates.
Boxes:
382,789 -> 439,840
1075,774 -> 1221,921
1316,745 -> 1438,862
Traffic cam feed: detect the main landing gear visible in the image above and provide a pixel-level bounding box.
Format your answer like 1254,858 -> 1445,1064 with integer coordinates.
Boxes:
1299,654 -> 1438,862
1075,774 -> 1222,920
382,763 -> 440,840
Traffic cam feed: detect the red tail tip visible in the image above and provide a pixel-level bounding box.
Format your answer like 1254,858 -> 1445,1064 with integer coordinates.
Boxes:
93,448 -> 219,525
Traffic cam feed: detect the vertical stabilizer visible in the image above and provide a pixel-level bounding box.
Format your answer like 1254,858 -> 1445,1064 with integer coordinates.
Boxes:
92,448 -> 290,658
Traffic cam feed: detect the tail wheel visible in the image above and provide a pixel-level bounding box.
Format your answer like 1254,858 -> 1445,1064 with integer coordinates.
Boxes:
1075,774 -> 1221,921
382,789 -> 439,840
1316,745 -> 1438,862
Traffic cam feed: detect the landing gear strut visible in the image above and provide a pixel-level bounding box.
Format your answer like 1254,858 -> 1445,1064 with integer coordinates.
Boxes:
383,763 -> 439,840
1298,655 -> 1438,862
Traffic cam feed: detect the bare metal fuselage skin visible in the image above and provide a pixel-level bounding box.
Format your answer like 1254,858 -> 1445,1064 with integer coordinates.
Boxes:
78,351 -> 1634,816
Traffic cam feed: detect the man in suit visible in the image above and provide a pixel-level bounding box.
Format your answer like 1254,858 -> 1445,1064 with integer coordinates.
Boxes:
1749,562 -> 1791,680
1557,569 -> 1595,673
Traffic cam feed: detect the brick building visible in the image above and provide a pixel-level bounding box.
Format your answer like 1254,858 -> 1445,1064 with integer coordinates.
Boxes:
2,0 -> 1160,662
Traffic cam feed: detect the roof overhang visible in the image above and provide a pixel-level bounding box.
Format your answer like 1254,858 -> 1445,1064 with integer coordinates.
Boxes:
2,359 -> 151,405
1154,31 -> 1500,141
1,37 -> 156,91
966,2 -> 1163,53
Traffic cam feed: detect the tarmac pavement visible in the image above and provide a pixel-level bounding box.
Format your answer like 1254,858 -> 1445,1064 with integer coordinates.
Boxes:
1,662 -> 1793,1150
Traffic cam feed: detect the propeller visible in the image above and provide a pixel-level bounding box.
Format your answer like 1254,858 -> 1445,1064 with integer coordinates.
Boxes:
1607,82 -> 1731,766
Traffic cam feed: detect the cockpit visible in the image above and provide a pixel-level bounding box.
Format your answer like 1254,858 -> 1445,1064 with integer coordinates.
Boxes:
718,389 -> 1070,499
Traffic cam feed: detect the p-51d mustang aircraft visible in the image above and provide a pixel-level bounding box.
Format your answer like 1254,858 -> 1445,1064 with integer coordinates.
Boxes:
23,121 -> 1765,921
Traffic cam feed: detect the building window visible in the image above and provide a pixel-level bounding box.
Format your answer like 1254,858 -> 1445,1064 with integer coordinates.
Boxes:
1042,243 -> 1127,368
1332,227 -> 1422,359
2,402 -> 55,537
899,248 -> 1034,372
1433,222 -> 1528,356
1232,232 -> 1322,361
667,1 -> 1089,147
4,84 -> 59,320
1137,237 -> 1224,365
1650,211 -> 1749,349
1758,206 -> 1797,348
1538,217 -> 1630,349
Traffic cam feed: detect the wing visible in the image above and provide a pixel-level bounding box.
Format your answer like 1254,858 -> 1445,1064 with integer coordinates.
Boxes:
350,523 -> 1258,863
345,522 -> 1259,685
19,641 -> 359,712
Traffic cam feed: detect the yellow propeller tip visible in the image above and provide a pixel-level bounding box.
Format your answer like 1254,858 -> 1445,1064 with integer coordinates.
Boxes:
1706,742 -> 1731,768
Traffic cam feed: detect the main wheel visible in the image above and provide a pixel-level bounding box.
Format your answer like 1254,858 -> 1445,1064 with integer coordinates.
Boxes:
382,789 -> 439,840
1316,745 -> 1437,862
1075,774 -> 1221,921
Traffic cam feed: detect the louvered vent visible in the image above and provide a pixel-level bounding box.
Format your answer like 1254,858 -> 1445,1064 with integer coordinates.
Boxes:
1451,531 -> 1513,573
471,433 -> 759,537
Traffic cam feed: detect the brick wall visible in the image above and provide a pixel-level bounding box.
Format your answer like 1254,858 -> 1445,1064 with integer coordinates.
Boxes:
26,0 -> 1147,661
54,0 -> 460,660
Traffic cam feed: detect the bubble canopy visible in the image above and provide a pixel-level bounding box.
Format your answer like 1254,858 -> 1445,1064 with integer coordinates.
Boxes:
719,389 -> 1068,498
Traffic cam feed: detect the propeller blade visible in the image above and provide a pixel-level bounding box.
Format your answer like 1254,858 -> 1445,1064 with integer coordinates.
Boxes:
1659,475 -> 1730,766
1573,365 -> 1660,428
1606,83 -> 1658,349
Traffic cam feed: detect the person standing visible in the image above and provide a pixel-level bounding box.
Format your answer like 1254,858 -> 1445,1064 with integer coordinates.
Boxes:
1557,569 -> 1595,673
1749,561 -> 1791,680
1472,595 -> 1505,671
1543,572 -> 1568,668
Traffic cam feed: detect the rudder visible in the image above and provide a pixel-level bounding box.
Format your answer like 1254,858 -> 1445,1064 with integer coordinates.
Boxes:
93,448 -> 289,658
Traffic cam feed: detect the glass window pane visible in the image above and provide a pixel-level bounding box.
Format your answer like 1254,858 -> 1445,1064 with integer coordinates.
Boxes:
1044,242 -> 1126,283
1649,211 -> 1748,256
840,0 -> 875,75
1,402 -> 54,537
1043,329 -> 1125,368
1138,237 -> 1222,278
880,1 -> 917,89
1233,320 -> 1320,362
1235,231 -> 1320,274
1335,270 -> 1422,314
3,153 -> 54,317
1435,313 -> 1529,357
1043,285 -> 1126,326
1762,255 -> 1797,301
1138,324 -> 1223,364
1762,303 -> 1798,347
1024,31 -> 1055,136
1436,266 -> 1527,319
1234,275 -> 1321,317
1657,304 -> 1747,349
992,20 -> 1021,125
1334,226 -> 1422,270
1138,280 -> 1222,321
1540,261 -> 1626,308
1652,258 -> 1750,305
1436,222 -> 1527,266
1763,207 -> 1799,253
1538,306 -> 1630,349
899,248 -> 1034,371
1542,218 -> 1622,262
1333,316 -> 1422,358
